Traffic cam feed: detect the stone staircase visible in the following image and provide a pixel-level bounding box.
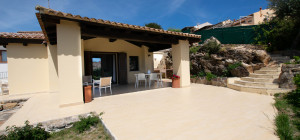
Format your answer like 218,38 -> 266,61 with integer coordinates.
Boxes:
227,55 -> 293,95
270,54 -> 291,63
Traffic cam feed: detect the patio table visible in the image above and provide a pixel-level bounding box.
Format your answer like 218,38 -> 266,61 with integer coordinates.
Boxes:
134,73 -> 163,88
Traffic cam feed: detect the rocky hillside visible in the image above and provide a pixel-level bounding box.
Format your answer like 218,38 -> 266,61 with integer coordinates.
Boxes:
166,37 -> 273,77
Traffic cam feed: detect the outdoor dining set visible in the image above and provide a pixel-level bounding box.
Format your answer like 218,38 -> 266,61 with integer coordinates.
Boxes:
134,73 -> 164,88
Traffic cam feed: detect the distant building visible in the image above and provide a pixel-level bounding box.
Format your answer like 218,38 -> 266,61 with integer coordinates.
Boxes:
231,8 -> 275,27
0,46 -> 7,72
207,19 -> 233,29
182,22 -> 212,33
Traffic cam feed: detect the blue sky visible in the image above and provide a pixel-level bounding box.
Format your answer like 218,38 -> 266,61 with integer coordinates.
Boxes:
0,0 -> 269,32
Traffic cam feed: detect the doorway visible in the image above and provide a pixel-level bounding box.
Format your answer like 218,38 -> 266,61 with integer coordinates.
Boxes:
91,53 -> 117,83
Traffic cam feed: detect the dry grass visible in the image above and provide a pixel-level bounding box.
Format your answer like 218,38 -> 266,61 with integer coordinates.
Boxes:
48,123 -> 112,140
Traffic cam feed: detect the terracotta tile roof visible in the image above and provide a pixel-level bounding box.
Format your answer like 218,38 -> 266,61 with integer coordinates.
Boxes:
0,31 -> 45,40
35,6 -> 201,39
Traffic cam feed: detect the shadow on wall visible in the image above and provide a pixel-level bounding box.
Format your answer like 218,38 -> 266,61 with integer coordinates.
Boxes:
7,44 -> 48,59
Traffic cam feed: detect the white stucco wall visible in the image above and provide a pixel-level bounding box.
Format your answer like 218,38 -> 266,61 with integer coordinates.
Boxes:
172,40 -> 190,87
57,20 -> 83,107
7,43 -> 49,95
153,52 -> 164,69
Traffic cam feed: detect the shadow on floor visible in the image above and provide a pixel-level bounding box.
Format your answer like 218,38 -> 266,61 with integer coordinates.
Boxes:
93,81 -> 172,98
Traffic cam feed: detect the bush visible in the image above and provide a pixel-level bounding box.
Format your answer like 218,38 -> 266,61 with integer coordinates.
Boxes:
197,71 -> 206,77
275,113 -> 294,140
294,74 -> 300,89
1,121 -> 50,140
294,56 -> 300,64
227,62 -> 242,71
190,46 -> 201,54
73,114 -> 101,133
191,75 -> 197,78
201,39 -> 221,54
206,72 -> 217,81
222,62 -> 242,77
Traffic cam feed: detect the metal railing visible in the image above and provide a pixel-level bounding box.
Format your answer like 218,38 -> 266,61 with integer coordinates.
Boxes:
0,72 -> 8,79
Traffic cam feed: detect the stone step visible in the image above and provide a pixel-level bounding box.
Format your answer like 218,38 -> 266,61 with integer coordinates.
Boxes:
260,67 -> 281,71
250,73 -> 279,79
241,77 -> 277,83
227,83 -> 292,96
254,70 -> 281,75
234,80 -> 279,88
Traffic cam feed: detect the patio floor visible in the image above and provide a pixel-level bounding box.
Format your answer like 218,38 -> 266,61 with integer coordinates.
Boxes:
0,84 -> 278,140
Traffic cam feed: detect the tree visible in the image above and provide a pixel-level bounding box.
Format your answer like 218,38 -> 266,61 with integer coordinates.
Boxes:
267,0 -> 300,50
145,23 -> 162,29
167,28 -> 182,32
254,0 -> 300,51
268,0 -> 300,20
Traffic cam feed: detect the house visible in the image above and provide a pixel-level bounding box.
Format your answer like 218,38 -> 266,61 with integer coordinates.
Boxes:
231,8 -> 275,27
182,22 -> 212,33
207,19 -> 233,29
0,6 -> 201,107
0,45 -> 7,75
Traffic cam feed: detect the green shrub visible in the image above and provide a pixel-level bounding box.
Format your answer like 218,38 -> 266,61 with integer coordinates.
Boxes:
206,72 -> 217,81
1,121 -> 50,140
191,75 -> 197,78
190,46 -> 200,54
227,62 -> 242,71
73,114 -> 100,133
222,62 -> 242,77
294,74 -> 300,89
294,56 -> 300,64
197,71 -> 206,77
202,39 -> 221,54
275,113 -> 294,140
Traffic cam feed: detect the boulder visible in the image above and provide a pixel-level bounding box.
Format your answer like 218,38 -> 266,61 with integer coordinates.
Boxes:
242,62 -> 254,73
254,50 -> 270,65
170,44 -> 270,77
230,66 -> 250,77
203,36 -> 221,46
279,64 -> 300,89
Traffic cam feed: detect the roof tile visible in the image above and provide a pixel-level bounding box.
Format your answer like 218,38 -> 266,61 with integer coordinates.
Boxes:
0,32 -> 45,40
35,5 -> 201,39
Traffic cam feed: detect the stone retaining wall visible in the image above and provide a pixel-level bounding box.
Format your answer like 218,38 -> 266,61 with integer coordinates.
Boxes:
191,77 -> 228,87
279,64 -> 300,89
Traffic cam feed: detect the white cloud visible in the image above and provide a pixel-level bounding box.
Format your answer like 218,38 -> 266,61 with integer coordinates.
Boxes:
167,0 -> 186,14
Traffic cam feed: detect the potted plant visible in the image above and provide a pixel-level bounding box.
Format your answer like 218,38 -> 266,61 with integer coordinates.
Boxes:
172,74 -> 180,88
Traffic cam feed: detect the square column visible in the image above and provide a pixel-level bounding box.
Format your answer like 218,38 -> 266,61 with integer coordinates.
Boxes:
57,20 -> 83,107
172,40 -> 190,87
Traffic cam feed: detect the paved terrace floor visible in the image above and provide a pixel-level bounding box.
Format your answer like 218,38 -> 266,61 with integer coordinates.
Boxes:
0,84 -> 278,140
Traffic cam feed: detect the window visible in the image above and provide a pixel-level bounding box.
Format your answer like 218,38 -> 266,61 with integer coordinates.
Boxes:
0,50 -> 7,63
248,20 -> 252,23
129,56 -> 139,71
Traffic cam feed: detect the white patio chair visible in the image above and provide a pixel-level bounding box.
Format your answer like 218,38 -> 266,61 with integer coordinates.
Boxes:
158,73 -> 164,87
99,77 -> 112,96
149,73 -> 159,88
159,69 -> 167,78
135,73 -> 147,88
92,78 -> 100,96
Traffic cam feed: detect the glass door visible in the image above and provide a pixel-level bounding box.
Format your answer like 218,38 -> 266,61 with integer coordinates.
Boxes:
92,54 -> 117,83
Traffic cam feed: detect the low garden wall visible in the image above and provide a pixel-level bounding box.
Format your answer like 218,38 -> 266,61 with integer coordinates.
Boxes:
191,77 -> 227,87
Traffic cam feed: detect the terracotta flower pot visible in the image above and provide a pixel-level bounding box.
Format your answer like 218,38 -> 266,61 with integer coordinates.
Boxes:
172,78 -> 180,88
